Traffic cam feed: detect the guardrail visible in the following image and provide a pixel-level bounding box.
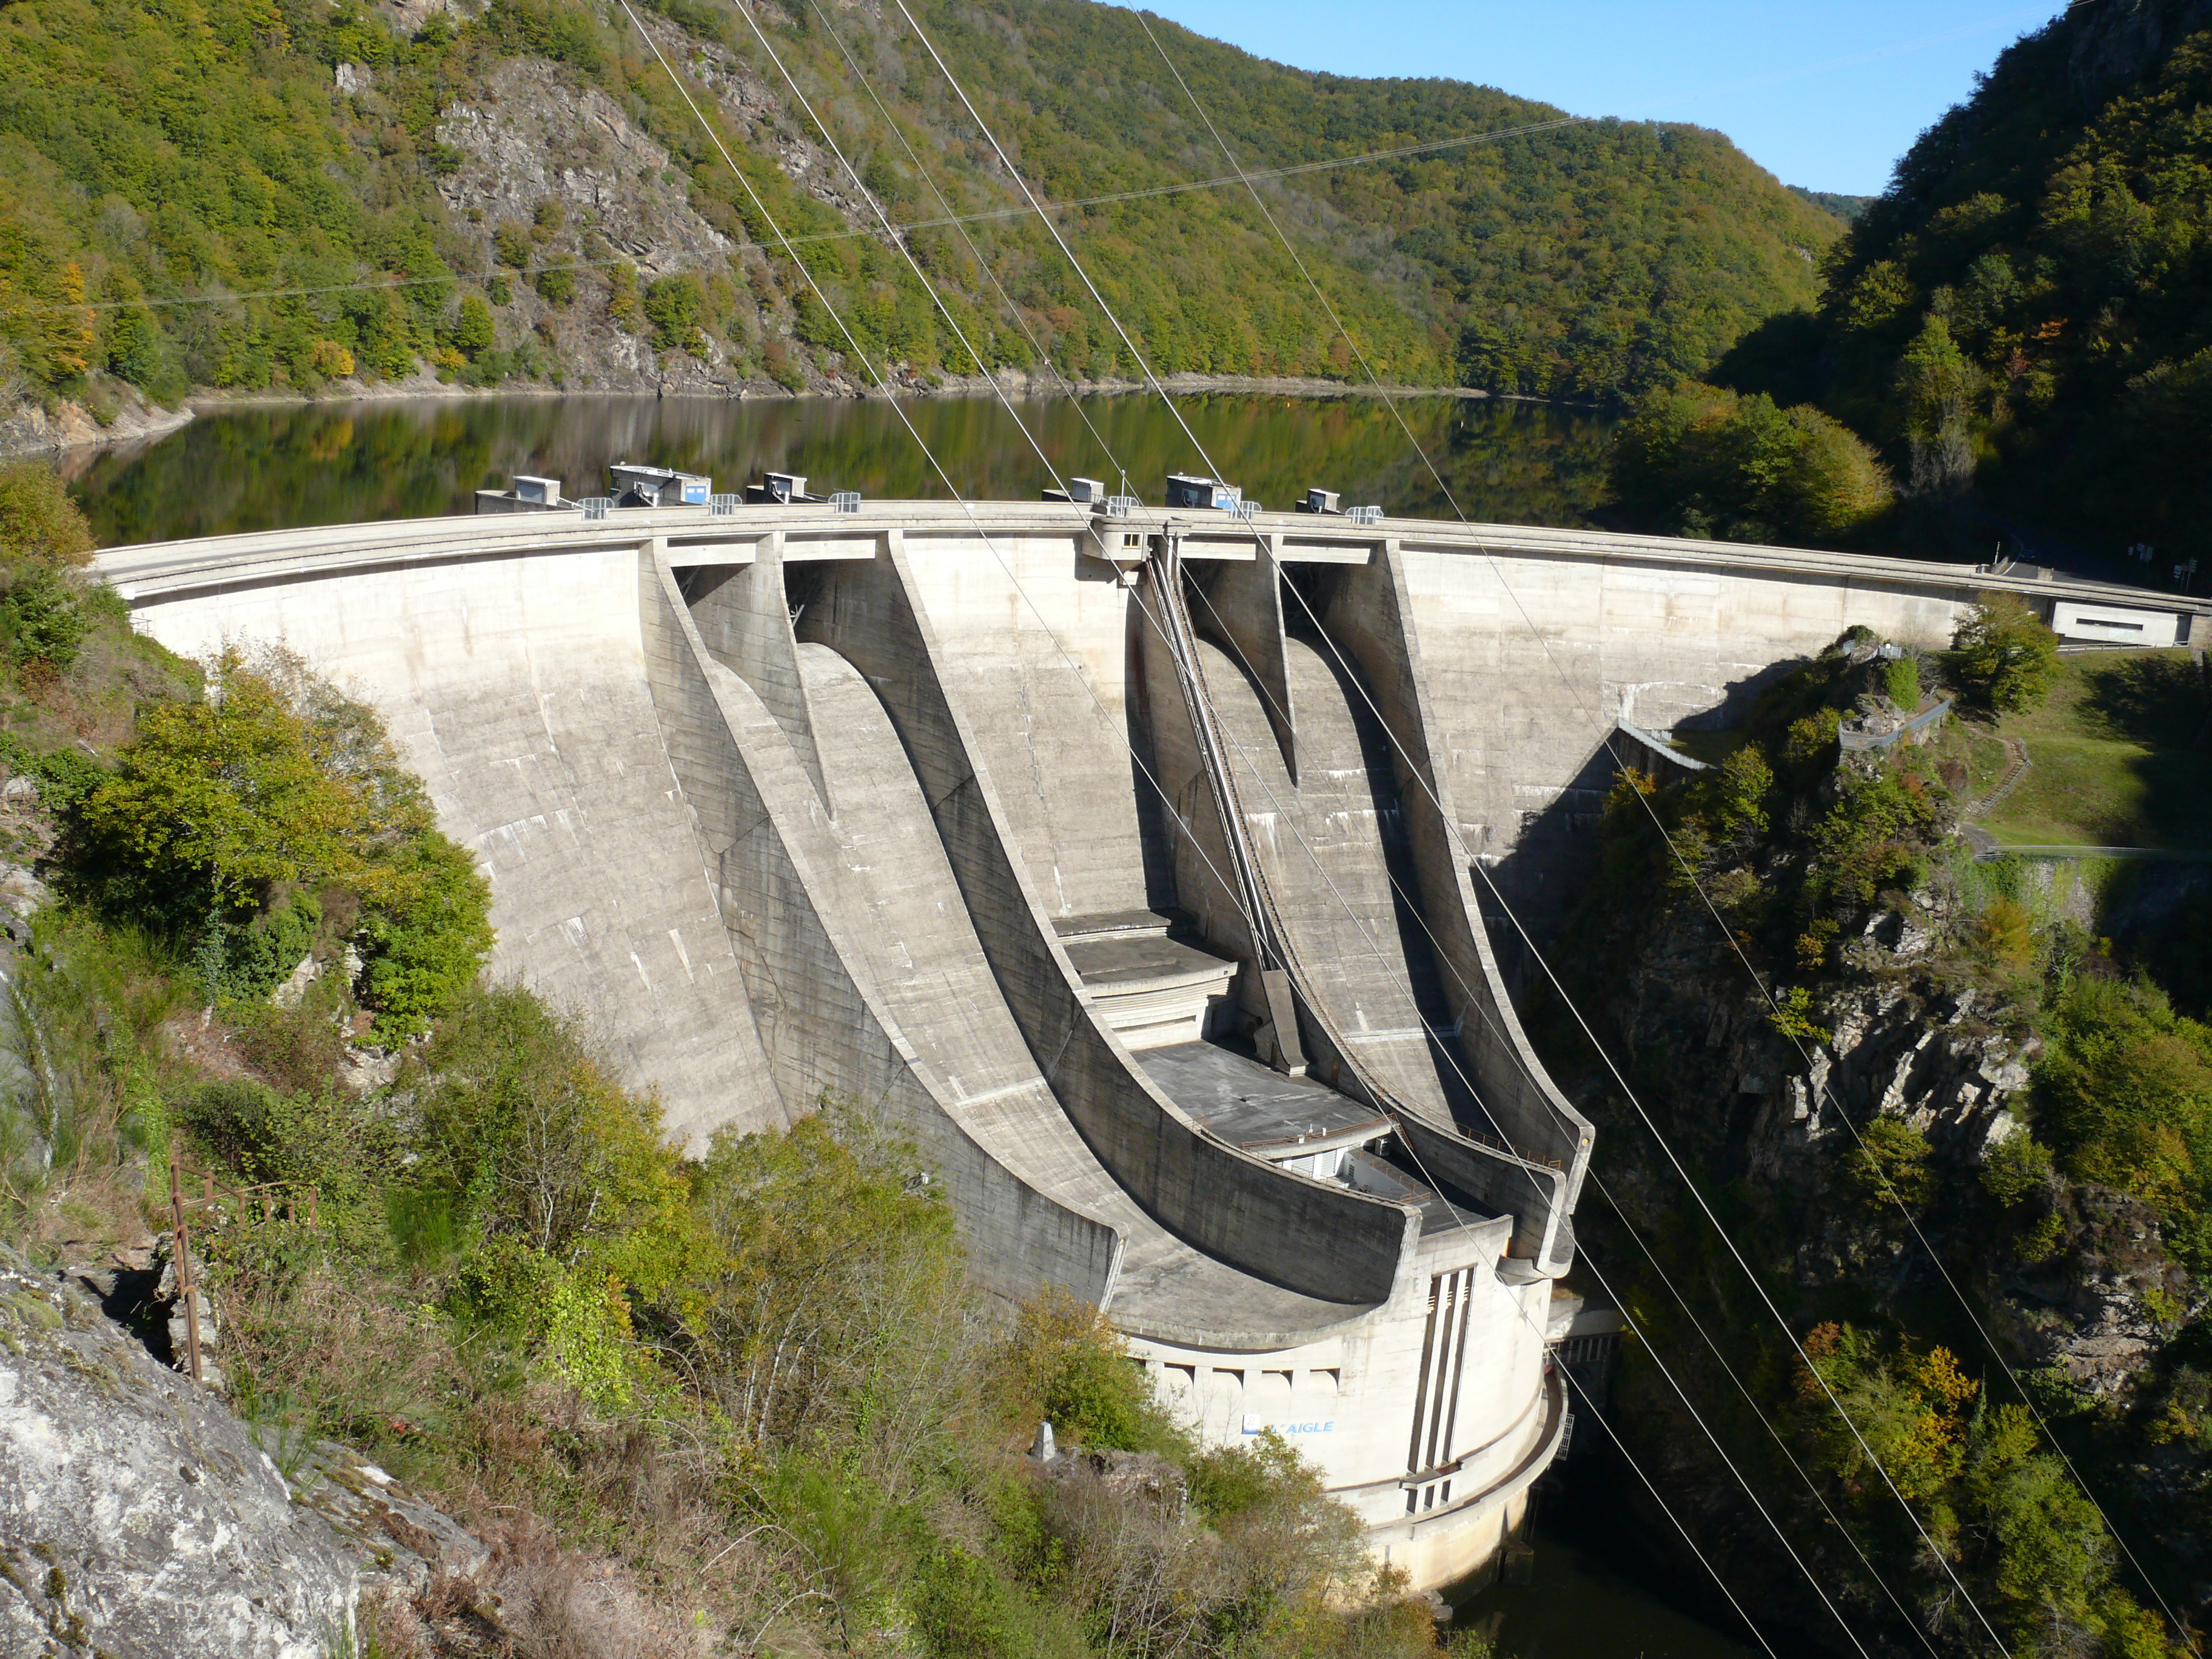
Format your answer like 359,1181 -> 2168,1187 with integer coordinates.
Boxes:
1838,697 -> 1953,752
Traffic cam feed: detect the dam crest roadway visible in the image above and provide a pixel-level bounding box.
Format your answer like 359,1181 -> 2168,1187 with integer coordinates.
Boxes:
97,491 -> 2210,1592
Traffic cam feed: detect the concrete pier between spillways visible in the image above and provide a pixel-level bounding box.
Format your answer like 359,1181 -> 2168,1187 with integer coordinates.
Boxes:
98,500 -> 2207,1592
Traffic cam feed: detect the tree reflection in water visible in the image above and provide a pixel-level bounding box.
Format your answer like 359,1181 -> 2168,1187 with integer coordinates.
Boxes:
69,392 -> 1619,546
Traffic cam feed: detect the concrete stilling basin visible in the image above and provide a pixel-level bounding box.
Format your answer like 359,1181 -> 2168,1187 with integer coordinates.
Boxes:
98,498 -> 2205,1591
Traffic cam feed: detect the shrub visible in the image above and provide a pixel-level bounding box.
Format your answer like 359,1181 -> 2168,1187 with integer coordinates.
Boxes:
174,1079 -> 400,1206
72,651 -> 490,1027
451,293 -> 496,360
1806,766 -> 1943,908
1982,1132 -> 2054,1208
76,657 -> 366,923
451,1234 -> 638,1407
993,1286 -> 1179,1455
1846,1118 -> 1936,1210
532,263 -> 575,306
202,886 -> 322,1000
353,831 -> 492,1038
1685,743 -> 1774,839
411,987 -> 691,1270
763,336 -> 806,391
1883,654 -> 1921,710
0,464 -> 94,566
1970,894 -> 2036,977
308,340 -> 355,380
2034,976 -> 2212,1216
642,273 -> 708,355
606,262 -> 643,330
0,569 -> 93,669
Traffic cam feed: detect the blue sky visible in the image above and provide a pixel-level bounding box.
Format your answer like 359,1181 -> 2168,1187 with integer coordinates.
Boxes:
1142,1 -> 2071,197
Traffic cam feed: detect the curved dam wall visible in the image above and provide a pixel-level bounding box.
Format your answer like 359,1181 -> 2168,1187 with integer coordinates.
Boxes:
99,526 -> 787,1151
99,502 -> 2192,1594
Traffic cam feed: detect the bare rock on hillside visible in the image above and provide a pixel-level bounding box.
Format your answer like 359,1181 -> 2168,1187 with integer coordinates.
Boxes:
0,1246 -> 361,1657
432,56 -> 763,395
0,384 -> 192,459
294,1438 -> 491,1601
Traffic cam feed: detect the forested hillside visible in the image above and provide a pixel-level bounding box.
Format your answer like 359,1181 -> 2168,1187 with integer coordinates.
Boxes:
0,0 -> 1838,429
1717,0 -> 2212,571
1543,619 -> 2210,1656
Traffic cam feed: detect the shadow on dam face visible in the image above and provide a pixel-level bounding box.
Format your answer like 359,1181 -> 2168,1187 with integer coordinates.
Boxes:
100,498 -> 2188,1590
1474,651 -> 1819,987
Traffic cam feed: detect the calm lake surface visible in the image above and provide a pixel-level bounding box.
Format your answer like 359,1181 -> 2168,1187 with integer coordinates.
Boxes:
69,391 -> 1771,1659
1453,1520 -> 1765,1659
67,390 -> 1619,545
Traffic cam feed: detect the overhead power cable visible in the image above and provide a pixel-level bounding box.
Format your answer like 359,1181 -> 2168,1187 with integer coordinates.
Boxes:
849,8 -> 1901,1651
617,7 -> 1808,1646
1124,8 -> 2183,1646
12,110 -> 1589,320
1118,9 -> 2185,1637
896,2 -> 2013,1644
600,0 -> 1282,987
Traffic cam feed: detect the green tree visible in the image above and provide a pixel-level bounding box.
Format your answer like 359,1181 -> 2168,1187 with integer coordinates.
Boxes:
1611,383 -> 1891,546
533,263 -> 576,306
1946,593 -> 2059,712
642,273 -> 708,355
1894,317 -> 1979,495
452,293 -> 496,361
0,464 -> 93,566
76,654 -> 363,922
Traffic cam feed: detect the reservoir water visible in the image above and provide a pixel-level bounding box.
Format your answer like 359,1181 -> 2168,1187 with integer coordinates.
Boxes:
65,391 -> 1768,1659
65,390 -> 1617,545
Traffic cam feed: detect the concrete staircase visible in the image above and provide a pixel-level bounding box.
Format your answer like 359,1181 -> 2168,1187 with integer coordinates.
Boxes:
1056,911 -> 1238,1051
1965,736 -> 2032,819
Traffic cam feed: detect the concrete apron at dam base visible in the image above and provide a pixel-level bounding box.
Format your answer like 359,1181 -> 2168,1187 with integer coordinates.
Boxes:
98,498 -> 2207,1593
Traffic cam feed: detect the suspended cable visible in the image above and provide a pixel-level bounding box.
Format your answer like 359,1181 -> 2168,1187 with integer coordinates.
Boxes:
12,112 -> 1590,319
837,10 -> 1920,1650
1127,13 -> 2187,1645
873,10 -> 2009,1647
801,0 -> 1130,488
618,12 -> 1814,1646
1165,567 -> 1926,1655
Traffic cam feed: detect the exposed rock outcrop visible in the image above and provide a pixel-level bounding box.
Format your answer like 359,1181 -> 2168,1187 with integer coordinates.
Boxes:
0,384 -> 192,459
0,1245 -> 485,1657
1605,886 -> 2190,1398
0,1246 -> 359,1656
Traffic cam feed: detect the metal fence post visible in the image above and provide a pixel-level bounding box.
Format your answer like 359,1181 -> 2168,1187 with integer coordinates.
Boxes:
169,1162 -> 203,1386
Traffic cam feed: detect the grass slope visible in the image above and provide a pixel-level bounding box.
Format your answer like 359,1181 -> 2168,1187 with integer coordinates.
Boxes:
1940,649 -> 2212,849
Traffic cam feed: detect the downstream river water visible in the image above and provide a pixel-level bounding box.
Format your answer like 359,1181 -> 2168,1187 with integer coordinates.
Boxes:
68,389 -> 1618,545
67,391 -> 1768,1659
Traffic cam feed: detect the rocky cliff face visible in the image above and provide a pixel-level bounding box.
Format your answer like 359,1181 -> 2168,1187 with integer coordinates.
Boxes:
1603,881 -> 2185,1401
0,1245 -> 482,1657
431,53 -> 743,395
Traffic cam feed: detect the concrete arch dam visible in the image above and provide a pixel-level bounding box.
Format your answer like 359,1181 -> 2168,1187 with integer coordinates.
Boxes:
99,499 -> 2194,1590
